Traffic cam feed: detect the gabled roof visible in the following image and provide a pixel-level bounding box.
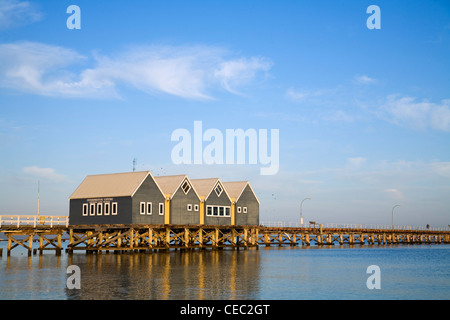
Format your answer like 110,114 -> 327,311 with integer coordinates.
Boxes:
190,178 -> 231,201
222,181 -> 260,204
154,175 -> 200,200
69,171 -> 163,200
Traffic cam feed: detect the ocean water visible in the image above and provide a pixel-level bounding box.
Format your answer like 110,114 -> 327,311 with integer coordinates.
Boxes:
0,243 -> 449,300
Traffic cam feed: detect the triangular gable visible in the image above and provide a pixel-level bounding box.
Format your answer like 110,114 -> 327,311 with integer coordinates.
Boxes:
222,181 -> 260,204
154,175 -> 201,200
190,178 -> 232,202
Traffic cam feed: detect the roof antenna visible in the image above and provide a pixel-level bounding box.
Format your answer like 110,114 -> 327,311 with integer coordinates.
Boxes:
133,158 -> 137,172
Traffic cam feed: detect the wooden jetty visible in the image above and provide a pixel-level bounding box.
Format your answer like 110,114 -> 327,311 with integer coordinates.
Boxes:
1,215 -> 450,256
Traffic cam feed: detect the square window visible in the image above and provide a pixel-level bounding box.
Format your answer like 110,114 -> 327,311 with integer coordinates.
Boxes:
207,206 -> 212,216
243,207 -> 247,214
213,206 -> 218,216
219,207 -> 224,216
194,204 -> 199,212
225,207 -> 230,217
187,204 -> 192,211
237,206 -> 242,213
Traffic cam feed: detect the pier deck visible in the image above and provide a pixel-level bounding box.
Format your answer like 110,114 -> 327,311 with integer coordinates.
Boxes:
1,216 -> 449,256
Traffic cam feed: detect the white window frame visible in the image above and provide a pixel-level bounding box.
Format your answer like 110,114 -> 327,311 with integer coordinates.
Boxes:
104,202 -> 110,216
194,204 -> 199,212
237,206 -> 242,213
97,203 -> 103,216
147,202 -> 152,215
205,205 -> 231,217
159,203 -> 164,215
140,202 -> 146,215
181,180 -> 191,195
214,183 -> 223,197
187,204 -> 192,211
89,203 -> 96,216
111,202 -> 118,215
82,203 -> 88,216
243,207 -> 247,214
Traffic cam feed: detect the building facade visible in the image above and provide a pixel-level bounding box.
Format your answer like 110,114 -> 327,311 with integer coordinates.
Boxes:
69,171 -> 259,226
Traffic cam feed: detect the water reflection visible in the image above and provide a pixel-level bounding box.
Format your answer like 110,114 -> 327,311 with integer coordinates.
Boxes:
65,248 -> 261,300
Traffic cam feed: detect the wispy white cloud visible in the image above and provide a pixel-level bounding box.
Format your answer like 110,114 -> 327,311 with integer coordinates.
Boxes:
384,188 -> 404,201
286,87 -> 339,102
22,166 -> 69,183
0,42 -> 90,97
430,161 -> 450,178
214,57 -> 272,95
323,110 -> 356,123
0,0 -> 42,30
0,41 -> 272,99
380,94 -> 450,132
354,74 -> 376,85
347,157 -> 367,168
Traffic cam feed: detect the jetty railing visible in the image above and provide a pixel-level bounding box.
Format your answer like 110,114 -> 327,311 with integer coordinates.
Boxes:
0,215 -> 69,228
261,221 -> 449,231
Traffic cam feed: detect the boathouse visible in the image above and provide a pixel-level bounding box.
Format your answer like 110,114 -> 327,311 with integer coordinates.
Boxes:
154,175 -> 201,225
69,171 -> 259,226
222,181 -> 260,226
69,171 -> 166,225
190,178 -> 233,226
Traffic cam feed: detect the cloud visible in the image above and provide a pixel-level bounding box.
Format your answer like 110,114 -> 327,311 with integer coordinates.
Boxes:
380,94 -> 450,132
354,74 -> 376,85
430,161 -> 450,178
0,0 -> 42,30
22,166 -> 69,182
347,157 -> 367,168
0,42 -> 91,97
384,188 -> 404,201
323,110 -> 355,123
286,87 -> 338,102
0,41 -> 272,99
214,57 -> 272,95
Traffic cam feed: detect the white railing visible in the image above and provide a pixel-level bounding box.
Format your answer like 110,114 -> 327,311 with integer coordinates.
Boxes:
0,215 -> 69,228
260,221 -> 449,231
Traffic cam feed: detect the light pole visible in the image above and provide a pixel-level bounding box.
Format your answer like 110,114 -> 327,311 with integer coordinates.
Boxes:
300,198 -> 311,227
392,205 -> 400,230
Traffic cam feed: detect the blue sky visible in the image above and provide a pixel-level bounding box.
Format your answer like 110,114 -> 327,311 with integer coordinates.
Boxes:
0,0 -> 449,227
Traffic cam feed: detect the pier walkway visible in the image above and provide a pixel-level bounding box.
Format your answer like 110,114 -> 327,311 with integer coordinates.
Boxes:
1,215 -> 449,256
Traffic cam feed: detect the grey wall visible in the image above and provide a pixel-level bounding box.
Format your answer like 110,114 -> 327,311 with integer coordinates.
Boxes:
235,185 -> 259,226
69,197 -> 132,226
204,188 -> 232,226
132,175 -> 166,224
170,187 -> 201,225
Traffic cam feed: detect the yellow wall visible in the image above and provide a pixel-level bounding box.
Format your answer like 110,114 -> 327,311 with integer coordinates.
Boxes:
199,197 -> 205,225
231,198 -> 236,226
164,196 -> 170,224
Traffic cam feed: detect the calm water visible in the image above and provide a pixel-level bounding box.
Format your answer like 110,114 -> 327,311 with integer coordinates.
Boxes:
0,242 -> 449,300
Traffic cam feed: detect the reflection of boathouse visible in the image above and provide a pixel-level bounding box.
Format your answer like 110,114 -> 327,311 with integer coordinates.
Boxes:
69,171 -> 259,226
66,250 -> 261,300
